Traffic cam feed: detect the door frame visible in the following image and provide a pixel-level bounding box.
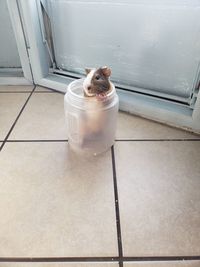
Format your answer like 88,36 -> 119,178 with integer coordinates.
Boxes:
2,0 -> 33,85
10,0 -> 200,133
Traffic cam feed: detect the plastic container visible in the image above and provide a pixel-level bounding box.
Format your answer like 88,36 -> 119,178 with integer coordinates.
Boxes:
64,78 -> 119,155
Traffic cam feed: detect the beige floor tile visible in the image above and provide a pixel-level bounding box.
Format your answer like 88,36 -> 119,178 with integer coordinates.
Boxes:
0,93 -> 29,140
0,85 -> 33,91
124,261 -> 200,266
0,264 -> 118,267
9,93 -> 67,140
115,141 -> 200,256
0,142 -> 117,257
116,112 -> 200,139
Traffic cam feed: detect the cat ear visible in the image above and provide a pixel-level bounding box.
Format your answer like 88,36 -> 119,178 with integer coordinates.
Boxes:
101,66 -> 111,77
85,68 -> 91,75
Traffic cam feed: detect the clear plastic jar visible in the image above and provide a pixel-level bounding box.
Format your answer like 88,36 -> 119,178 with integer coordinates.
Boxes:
64,78 -> 119,155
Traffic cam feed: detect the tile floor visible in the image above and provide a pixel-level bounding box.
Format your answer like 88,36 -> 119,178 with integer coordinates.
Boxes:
0,85 -> 200,267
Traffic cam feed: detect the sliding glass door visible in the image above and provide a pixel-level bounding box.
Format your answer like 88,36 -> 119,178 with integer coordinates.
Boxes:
47,0 -> 200,105
8,0 -> 200,132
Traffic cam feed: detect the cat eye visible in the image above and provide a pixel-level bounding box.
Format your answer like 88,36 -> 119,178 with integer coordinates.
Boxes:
95,75 -> 100,80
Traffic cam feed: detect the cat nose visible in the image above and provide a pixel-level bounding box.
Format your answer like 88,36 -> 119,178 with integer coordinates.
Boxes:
88,86 -> 91,90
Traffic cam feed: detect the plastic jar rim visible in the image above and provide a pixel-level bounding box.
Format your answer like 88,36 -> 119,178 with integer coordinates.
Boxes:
67,78 -> 116,101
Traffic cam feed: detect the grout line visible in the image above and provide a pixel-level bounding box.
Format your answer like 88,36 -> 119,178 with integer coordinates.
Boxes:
0,91 -> 62,94
3,139 -> 200,143
34,91 -> 64,95
33,90 -> 63,94
0,255 -> 199,263
115,138 -> 200,142
111,146 -> 123,267
0,91 -> 33,93
0,257 -> 119,262
6,140 -> 68,142
34,91 -> 59,93
123,256 -> 200,261
35,84 -> 65,94
0,89 -> 64,94
0,86 -> 36,152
